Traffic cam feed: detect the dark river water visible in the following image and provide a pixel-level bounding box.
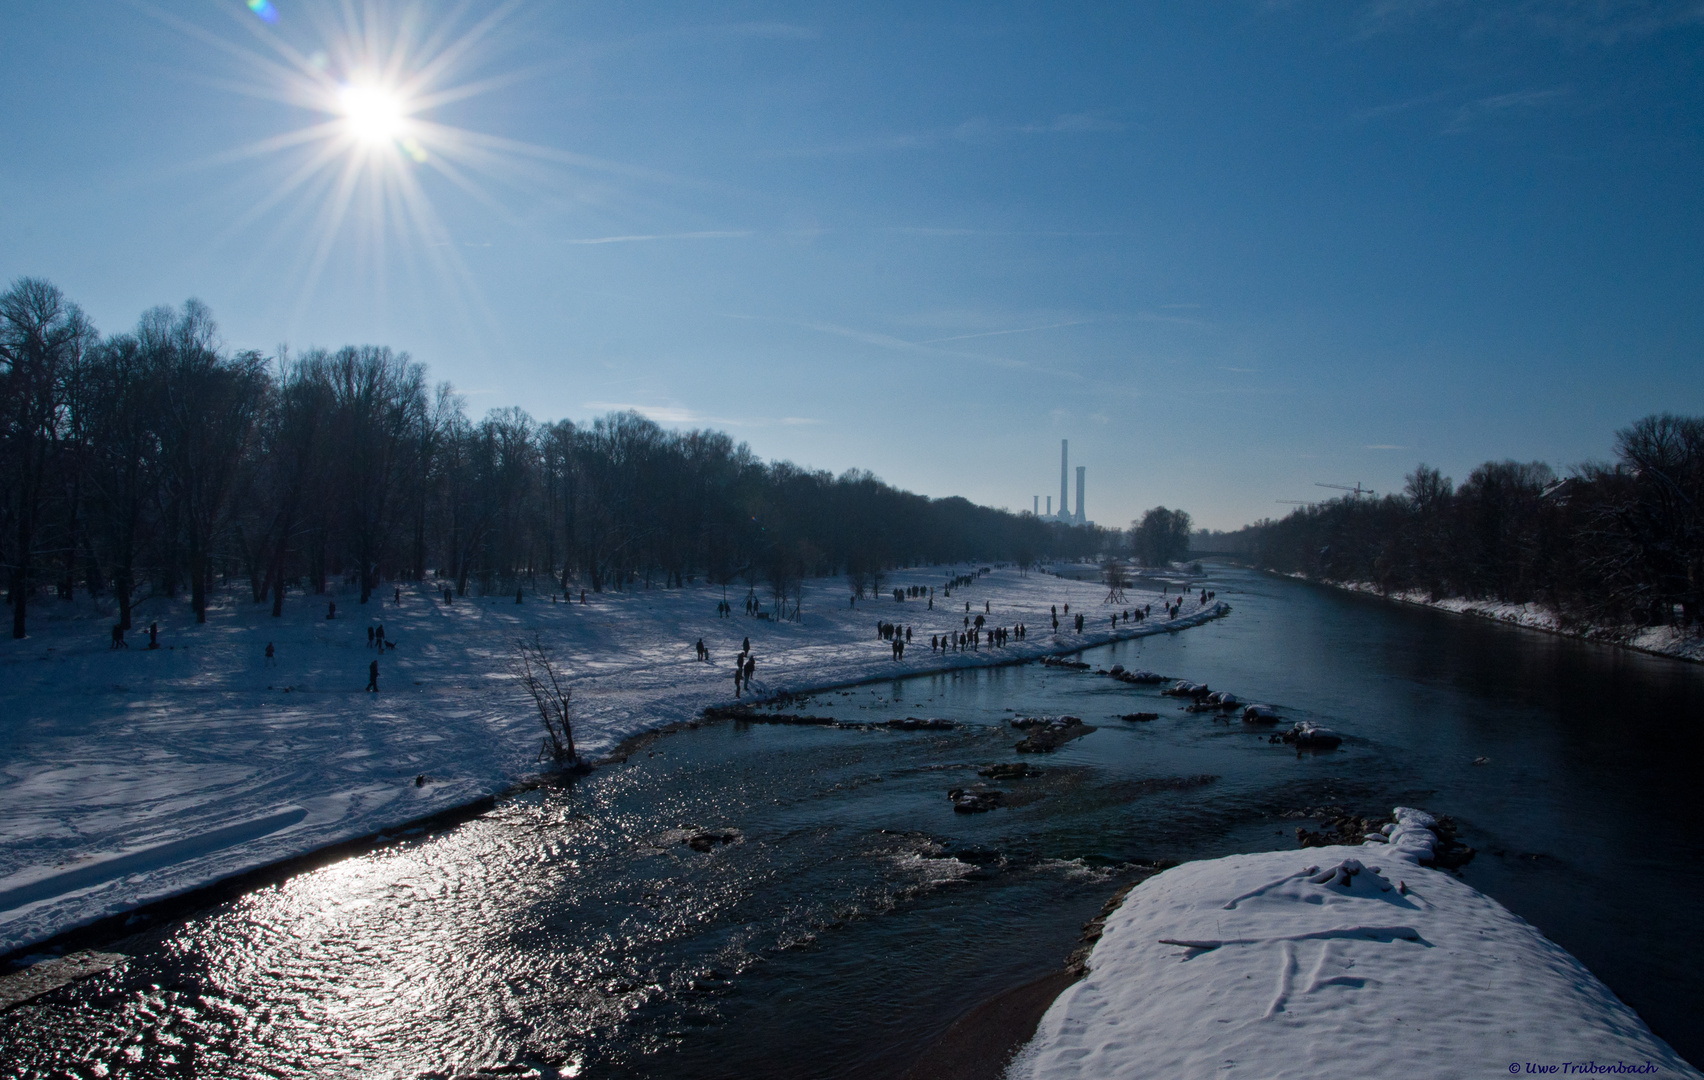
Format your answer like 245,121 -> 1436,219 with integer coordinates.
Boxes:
5,565 -> 1703,1078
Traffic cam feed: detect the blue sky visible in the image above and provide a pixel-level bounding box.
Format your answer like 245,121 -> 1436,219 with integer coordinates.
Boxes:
2,1 -> 1701,530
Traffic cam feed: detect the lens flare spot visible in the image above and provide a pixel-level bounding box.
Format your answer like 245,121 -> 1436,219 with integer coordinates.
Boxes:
245,0 -> 279,23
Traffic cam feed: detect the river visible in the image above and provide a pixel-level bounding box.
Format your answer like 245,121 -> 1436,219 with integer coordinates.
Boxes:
5,564 -> 1702,1078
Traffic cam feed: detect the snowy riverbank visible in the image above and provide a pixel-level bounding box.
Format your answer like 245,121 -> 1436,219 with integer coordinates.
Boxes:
1286,574 -> 1704,664
1009,807 -> 1701,1079
0,565 -> 1224,955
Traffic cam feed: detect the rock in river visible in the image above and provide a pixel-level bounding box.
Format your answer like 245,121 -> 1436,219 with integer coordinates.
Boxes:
978,761 -> 1041,780
1013,716 -> 1097,752
1275,721 -> 1343,749
948,786 -> 1005,813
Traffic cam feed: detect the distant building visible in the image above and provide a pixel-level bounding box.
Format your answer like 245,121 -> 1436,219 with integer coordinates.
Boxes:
1038,439 -> 1090,526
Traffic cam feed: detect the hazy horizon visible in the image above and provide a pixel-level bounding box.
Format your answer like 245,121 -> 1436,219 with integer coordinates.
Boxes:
3,1 -> 1701,531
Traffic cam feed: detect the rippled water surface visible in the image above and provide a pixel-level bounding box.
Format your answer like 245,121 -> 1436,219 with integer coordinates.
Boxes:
5,566 -> 1703,1077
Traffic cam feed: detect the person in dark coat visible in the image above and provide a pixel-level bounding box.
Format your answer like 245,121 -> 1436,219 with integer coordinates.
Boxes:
148,622 -> 159,649
265,642 -> 276,666
111,624 -> 127,649
367,659 -> 379,692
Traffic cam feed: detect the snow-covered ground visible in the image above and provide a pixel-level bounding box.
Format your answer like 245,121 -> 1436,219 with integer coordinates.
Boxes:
1307,577 -> 1704,664
0,564 -> 1221,955
1010,808 -> 1701,1079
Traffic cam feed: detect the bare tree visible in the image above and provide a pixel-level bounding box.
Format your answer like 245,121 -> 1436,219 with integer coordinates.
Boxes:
1103,557 -> 1129,603
509,631 -> 577,765
0,278 -> 95,637
151,303 -> 269,623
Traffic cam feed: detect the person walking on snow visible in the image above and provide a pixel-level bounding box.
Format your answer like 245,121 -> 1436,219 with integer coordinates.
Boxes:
265,642 -> 276,666
367,659 -> 379,693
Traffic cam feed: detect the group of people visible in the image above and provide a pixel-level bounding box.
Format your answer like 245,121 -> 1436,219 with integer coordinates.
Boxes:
366,623 -> 392,650
891,585 -> 936,608
929,621 -> 1026,653
1108,606 -> 1151,628
732,638 -> 757,696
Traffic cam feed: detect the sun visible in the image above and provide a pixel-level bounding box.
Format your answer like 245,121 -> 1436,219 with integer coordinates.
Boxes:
179,0 -> 634,330
338,81 -> 407,146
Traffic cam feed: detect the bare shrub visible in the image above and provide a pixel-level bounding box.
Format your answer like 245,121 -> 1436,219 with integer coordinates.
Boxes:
510,631 -> 576,765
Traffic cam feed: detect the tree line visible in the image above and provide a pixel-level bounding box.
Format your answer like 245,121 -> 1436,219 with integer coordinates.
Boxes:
0,277 -> 1109,639
1196,414 -> 1704,630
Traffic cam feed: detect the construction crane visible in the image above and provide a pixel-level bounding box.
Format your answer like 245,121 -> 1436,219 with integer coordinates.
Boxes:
1316,482 -> 1377,498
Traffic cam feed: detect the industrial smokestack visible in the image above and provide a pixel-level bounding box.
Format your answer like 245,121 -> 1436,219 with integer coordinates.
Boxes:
1046,496 -> 1052,516
1033,495 -> 1039,516
1075,466 -> 1086,525
1060,440 -> 1069,519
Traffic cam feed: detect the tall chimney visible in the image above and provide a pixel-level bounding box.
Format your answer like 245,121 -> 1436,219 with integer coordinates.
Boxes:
1075,466 -> 1086,525
1033,495 -> 1039,516
1060,439 -> 1069,520
1046,496 -> 1052,516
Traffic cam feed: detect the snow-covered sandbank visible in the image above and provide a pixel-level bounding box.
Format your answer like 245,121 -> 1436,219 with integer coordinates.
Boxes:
0,566 -> 1225,955
1288,573 -> 1704,664
1009,808 -> 1701,1079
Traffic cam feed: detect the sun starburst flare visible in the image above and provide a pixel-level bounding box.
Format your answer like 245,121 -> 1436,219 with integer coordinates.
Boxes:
158,0 -> 651,335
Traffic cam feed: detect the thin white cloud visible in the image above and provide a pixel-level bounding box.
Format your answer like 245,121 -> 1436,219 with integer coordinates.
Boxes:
1348,89 -> 1453,124
1135,310 -> 1210,328
917,319 -> 1097,344
567,230 -> 752,245
586,402 -> 708,423
581,401 -> 821,428
1446,86 -> 1568,132
718,312 -> 1085,379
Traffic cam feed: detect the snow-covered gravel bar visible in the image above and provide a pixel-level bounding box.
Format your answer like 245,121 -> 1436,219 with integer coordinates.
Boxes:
0,565 -> 1218,954
1009,809 -> 1701,1079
